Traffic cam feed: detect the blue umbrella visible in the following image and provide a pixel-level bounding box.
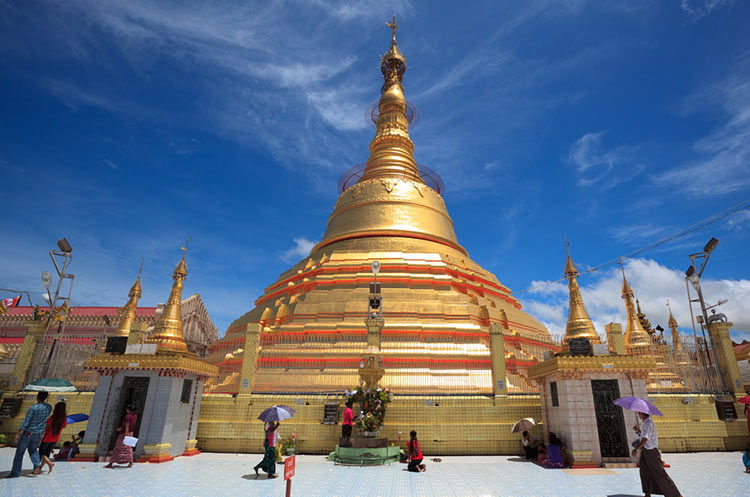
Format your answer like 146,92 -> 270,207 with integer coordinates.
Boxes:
66,413 -> 89,424
258,405 -> 295,422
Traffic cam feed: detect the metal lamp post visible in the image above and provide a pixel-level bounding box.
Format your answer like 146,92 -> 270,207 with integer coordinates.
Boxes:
34,238 -> 76,381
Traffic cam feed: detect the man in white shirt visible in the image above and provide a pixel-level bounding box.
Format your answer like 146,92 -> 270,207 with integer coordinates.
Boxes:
631,412 -> 681,497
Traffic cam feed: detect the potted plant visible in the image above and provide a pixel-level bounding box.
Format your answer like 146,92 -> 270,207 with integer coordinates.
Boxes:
280,432 -> 297,455
0,434 -> 8,448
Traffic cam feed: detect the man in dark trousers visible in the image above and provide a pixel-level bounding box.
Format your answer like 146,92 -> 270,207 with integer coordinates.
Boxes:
7,391 -> 52,477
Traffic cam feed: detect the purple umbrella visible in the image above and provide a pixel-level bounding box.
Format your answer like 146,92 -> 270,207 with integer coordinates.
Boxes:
258,405 -> 296,423
613,396 -> 663,416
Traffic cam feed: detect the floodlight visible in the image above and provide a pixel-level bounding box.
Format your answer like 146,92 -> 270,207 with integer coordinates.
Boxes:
685,266 -> 695,277
41,271 -> 52,289
717,299 -> 728,306
57,237 -> 72,253
703,237 -> 718,254
687,273 -> 701,291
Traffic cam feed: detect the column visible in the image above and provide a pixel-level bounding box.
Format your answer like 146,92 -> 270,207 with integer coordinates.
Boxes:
707,321 -> 743,394
365,317 -> 384,350
489,323 -> 508,399
605,323 -> 626,356
239,323 -> 262,394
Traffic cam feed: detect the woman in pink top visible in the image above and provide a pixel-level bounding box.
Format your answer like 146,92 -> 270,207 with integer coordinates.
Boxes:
105,405 -> 137,468
254,421 -> 279,478
342,401 -> 354,439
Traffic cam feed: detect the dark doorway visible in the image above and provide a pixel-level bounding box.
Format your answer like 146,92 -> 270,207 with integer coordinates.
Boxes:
591,379 -> 628,458
108,376 -> 150,451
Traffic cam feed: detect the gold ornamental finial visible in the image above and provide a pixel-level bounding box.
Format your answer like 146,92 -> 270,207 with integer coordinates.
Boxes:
114,259 -> 144,337
386,14 -> 399,45
357,16 -> 420,184
620,264 -> 652,352
147,240 -> 191,355
563,241 -> 599,344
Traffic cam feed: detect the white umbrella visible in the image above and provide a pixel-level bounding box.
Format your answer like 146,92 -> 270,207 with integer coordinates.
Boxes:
511,417 -> 536,433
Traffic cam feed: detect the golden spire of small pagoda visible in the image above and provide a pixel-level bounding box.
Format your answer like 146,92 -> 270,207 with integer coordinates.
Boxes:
636,298 -> 654,335
563,240 -> 599,343
147,238 -> 191,355
621,264 -> 652,352
114,259 -> 143,337
359,15 -> 422,185
666,301 -> 682,352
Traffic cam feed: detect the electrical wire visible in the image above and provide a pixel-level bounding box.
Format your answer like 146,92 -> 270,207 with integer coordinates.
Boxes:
513,197 -> 750,295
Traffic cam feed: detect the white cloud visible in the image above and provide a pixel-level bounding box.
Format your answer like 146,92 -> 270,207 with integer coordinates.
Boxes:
680,0 -> 734,21
568,132 -> 645,189
523,258 -> 750,340
280,237 -> 318,263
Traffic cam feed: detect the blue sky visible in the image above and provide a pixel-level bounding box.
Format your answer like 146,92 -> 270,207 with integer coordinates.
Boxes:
1,1 -> 749,341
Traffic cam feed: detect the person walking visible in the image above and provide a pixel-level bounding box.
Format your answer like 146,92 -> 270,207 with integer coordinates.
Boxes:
632,412 -> 682,497
7,391 -> 52,478
105,405 -> 137,468
407,430 -> 425,472
39,401 -> 67,474
254,421 -> 279,478
342,401 -> 354,439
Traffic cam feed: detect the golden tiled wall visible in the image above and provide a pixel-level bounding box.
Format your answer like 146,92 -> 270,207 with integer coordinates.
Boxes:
2,391 -> 746,455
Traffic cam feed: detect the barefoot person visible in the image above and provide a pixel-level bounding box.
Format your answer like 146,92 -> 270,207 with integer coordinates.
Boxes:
7,391 -> 52,478
105,405 -> 137,469
632,412 -> 682,497
342,401 -> 354,439
39,401 -> 67,474
254,421 -> 279,478
407,430 -> 425,472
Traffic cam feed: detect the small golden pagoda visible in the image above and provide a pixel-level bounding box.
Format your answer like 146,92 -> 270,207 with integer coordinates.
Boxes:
147,241 -> 192,355
621,266 -> 652,354
667,303 -> 689,366
205,18 -> 553,395
563,242 -> 599,344
114,260 -> 143,337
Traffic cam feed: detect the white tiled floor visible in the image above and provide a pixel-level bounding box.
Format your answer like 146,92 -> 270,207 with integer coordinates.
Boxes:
0,448 -> 746,496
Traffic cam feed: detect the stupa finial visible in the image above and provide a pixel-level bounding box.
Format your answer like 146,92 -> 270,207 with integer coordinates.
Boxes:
359,17 -> 420,184
563,240 -> 598,343
114,259 -> 144,337
147,240 -> 191,355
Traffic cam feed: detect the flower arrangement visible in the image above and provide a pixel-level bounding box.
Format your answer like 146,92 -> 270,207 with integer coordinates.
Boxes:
280,431 -> 297,455
345,387 -> 393,433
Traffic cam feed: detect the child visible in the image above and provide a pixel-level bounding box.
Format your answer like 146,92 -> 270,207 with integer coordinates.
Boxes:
407,430 -> 425,472
54,441 -> 72,460
743,445 -> 750,474
69,430 -> 85,459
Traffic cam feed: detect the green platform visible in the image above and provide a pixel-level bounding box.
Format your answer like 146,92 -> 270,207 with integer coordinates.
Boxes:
328,445 -> 401,465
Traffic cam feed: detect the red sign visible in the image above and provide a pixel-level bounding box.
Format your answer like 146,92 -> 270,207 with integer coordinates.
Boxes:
284,455 -> 296,480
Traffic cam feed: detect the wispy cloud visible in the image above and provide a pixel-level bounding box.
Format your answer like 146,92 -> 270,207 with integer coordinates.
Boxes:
568,132 -> 645,189
680,0 -> 735,21
281,237 -> 318,263
654,52 -> 750,195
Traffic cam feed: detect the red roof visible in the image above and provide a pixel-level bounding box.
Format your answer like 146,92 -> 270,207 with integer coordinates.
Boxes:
4,306 -> 158,317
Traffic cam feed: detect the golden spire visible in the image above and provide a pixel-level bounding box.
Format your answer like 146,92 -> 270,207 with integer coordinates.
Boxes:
620,264 -> 652,352
563,240 -> 599,343
636,298 -> 654,335
114,259 -> 143,337
666,301 -> 682,352
359,15 -> 421,184
147,239 -> 191,355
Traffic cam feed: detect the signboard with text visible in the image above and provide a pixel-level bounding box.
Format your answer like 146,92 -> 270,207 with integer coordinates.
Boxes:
284,455 -> 296,480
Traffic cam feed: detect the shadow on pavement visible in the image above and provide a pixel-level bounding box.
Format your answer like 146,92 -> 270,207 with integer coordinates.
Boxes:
0,469 -> 35,478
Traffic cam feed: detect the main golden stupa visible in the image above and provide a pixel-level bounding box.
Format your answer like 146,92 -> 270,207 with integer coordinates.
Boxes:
205,19 -> 554,395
